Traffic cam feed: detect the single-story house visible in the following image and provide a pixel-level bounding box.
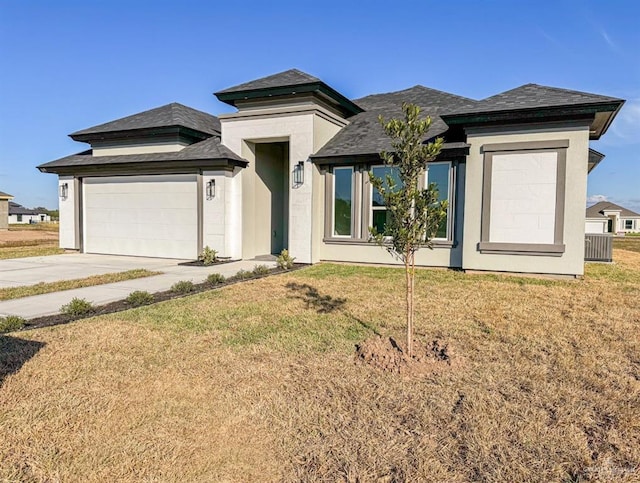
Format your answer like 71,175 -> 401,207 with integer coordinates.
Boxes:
586,201 -> 640,234
8,202 -> 51,224
38,69 -> 624,276
0,191 -> 13,230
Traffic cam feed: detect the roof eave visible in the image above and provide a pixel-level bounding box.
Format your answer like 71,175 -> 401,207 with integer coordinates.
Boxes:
310,142 -> 470,165
441,101 -> 624,139
215,82 -> 363,116
37,158 -> 248,176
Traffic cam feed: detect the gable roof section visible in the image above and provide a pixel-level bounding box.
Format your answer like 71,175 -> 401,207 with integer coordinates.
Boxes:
442,84 -> 624,140
70,103 -> 221,142
0,191 -> 13,200
38,136 -> 247,175
586,201 -> 640,219
215,68 -> 363,117
312,85 -> 478,161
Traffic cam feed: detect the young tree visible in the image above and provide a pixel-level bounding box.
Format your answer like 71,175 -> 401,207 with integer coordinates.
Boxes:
370,103 -> 447,358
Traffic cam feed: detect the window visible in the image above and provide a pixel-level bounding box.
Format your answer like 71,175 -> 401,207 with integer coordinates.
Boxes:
426,162 -> 452,240
625,220 -> 633,230
480,140 -> 567,255
17,214 -> 22,222
370,166 -> 402,235
333,167 -> 353,236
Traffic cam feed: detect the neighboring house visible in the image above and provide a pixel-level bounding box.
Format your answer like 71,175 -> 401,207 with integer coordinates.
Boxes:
0,191 -> 13,230
8,202 -> 51,224
586,201 -> 640,234
38,69 -> 624,276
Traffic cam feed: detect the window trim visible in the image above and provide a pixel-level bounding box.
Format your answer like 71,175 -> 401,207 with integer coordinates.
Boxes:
331,166 -> 355,238
426,161 -> 455,242
323,161 -> 459,248
479,140 -> 568,256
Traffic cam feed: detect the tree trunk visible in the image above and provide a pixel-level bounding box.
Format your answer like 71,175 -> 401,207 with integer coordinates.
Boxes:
405,250 -> 413,358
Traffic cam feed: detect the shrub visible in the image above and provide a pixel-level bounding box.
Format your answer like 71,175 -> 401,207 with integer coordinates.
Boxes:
199,246 -> 218,266
276,249 -> 296,270
126,290 -> 154,307
235,269 -> 253,280
207,273 -> 226,285
0,315 -> 26,333
253,264 -> 271,276
60,298 -> 95,316
172,280 -> 195,294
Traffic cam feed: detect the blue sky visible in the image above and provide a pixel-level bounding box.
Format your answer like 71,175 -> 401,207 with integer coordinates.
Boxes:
1,0 -> 638,211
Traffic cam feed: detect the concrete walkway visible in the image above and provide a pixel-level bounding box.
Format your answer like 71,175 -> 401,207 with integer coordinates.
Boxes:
0,253 -> 276,319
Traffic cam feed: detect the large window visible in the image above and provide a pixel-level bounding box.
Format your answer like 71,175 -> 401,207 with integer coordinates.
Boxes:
371,166 -> 402,235
333,167 -> 353,236
324,162 -> 456,245
426,162 -> 451,240
625,219 -> 633,230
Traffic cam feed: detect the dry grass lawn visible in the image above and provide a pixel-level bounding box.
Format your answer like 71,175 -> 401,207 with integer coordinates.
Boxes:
1,250 -> 639,481
1,223 -> 62,259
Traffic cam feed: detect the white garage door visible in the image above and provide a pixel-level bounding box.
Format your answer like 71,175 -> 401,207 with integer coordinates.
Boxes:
83,175 -> 198,259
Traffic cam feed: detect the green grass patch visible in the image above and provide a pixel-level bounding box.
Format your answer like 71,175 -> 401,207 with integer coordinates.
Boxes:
8,222 -> 59,232
0,269 -> 161,301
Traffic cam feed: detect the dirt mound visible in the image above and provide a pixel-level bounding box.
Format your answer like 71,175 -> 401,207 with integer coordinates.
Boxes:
355,336 -> 453,376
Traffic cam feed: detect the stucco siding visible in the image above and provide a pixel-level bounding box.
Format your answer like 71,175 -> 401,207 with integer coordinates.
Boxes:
58,176 -> 79,249
0,200 -> 8,230
92,141 -> 189,157
462,123 -> 590,276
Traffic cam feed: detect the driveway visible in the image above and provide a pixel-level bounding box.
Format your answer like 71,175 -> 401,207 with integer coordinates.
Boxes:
0,253 -> 276,319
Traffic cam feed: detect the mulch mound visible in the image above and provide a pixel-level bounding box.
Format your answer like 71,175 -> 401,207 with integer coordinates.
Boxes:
355,335 -> 454,376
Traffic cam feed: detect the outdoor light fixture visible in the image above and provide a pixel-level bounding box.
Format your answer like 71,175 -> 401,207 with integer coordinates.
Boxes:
293,161 -> 304,187
59,182 -> 68,200
206,179 -> 215,199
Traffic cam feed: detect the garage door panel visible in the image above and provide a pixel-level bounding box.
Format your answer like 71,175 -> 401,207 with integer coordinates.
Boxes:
83,175 -> 198,259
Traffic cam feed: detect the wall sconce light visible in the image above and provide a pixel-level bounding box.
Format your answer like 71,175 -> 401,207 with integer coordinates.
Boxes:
206,179 -> 215,199
59,182 -> 68,200
293,161 -> 304,187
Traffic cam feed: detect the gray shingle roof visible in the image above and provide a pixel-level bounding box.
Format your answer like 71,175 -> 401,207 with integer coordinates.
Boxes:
446,84 -> 623,115
70,103 -> 221,139
9,202 -> 43,215
313,86 -> 479,158
38,136 -> 246,171
215,69 -> 321,94
586,201 -> 640,219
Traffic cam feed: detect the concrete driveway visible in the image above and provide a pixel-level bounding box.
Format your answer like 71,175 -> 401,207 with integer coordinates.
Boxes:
0,253 -> 276,320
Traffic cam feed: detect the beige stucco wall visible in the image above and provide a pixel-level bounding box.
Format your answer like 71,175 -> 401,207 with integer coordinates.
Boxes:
220,103 -> 347,263
58,176 -> 79,249
462,123 -> 590,276
92,140 -> 188,157
0,199 -> 9,230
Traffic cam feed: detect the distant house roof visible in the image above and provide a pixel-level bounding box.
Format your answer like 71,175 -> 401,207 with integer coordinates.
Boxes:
8,202 -> 44,216
70,103 -> 221,142
586,201 -> 640,219
0,191 -> 13,200
215,68 -> 363,117
38,135 -> 248,175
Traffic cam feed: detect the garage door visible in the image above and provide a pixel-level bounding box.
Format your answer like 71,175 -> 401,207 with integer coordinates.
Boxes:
83,175 -> 198,259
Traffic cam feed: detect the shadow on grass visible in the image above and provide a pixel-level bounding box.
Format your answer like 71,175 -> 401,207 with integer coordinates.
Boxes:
0,335 -> 45,388
286,282 -> 380,336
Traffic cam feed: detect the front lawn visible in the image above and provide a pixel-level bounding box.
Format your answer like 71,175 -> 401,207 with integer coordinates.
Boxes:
1,250 -> 639,481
